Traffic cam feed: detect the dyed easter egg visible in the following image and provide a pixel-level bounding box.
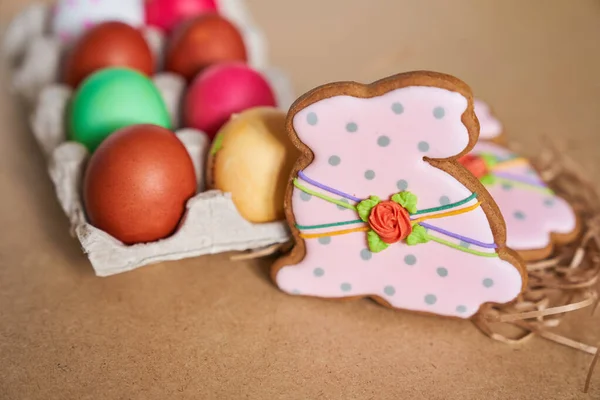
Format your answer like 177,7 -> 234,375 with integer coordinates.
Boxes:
145,0 -> 218,32
84,124 -> 197,244
51,0 -> 144,45
68,68 -> 171,152
207,107 -> 299,223
165,14 -> 247,82
184,62 -> 276,139
63,21 -> 153,87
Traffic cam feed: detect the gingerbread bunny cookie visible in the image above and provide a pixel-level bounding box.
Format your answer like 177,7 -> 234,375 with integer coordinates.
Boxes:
272,71 -> 527,319
460,102 -> 579,261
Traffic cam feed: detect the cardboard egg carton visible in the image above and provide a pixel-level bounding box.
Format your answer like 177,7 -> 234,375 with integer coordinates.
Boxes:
30,74 -> 292,277
3,0 -> 279,104
6,1 -> 296,276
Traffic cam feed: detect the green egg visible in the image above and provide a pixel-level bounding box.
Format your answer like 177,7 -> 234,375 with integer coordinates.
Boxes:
67,68 -> 171,152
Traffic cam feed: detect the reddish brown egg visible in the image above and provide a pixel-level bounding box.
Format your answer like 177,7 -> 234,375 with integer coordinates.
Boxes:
84,124 -> 197,245
165,13 -> 247,82
63,21 -> 154,87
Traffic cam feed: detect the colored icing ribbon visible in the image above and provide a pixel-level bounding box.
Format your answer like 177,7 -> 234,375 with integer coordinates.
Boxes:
296,219 -> 364,230
298,226 -> 497,257
293,179 -> 357,210
299,226 -> 370,239
299,220 -> 498,250
492,171 -> 546,187
490,157 -> 529,171
493,176 -> 554,195
412,192 -> 478,216
296,174 -> 479,216
411,201 -> 482,223
426,235 -> 498,257
418,222 -> 497,249
298,171 -> 361,203
478,153 -> 555,194
296,199 -> 482,230
294,172 -> 499,256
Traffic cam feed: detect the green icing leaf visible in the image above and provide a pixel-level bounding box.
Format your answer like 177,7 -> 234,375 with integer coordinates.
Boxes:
210,132 -> 225,156
480,174 -> 496,185
479,153 -> 498,168
406,225 -> 430,246
367,230 -> 389,253
357,196 -> 380,222
391,191 -> 418,214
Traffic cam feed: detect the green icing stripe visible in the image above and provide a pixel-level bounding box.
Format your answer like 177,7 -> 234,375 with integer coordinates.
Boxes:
412,192 -> 478,216
210,132 -> 225,156
491,177 -> 554,195
296,219 -> 364,230
427,235 -> 499,258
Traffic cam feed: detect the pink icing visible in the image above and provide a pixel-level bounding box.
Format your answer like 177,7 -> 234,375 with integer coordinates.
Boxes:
474,98 -> 503,140
472,142 -> 577,250
275,85 -> 523,319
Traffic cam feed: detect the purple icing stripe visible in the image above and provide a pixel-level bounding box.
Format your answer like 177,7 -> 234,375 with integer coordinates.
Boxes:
297,171 -> 362,203
419,222 -> 498,249
492,171 -> 546,187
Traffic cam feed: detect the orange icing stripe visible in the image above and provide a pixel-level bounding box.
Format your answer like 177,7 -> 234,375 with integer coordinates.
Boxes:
411,201 -> 482,224
299,226 -> 370,239
490,157 -> 530,171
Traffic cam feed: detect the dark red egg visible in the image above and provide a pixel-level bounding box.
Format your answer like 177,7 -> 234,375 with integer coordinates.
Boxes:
84,124 -> 197,244
63,21 -> 154,87
165,13 -> 247,82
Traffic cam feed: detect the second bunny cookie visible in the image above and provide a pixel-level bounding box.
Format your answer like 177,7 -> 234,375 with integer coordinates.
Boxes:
460,101 -> 579,261
272,71 -> 527,319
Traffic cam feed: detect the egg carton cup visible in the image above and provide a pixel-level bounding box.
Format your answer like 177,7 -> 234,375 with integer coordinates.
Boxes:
31,75 -> 292,277
3,0 -> 271,104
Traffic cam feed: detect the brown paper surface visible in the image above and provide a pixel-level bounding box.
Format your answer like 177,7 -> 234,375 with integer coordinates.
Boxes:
1,1 -> 599,399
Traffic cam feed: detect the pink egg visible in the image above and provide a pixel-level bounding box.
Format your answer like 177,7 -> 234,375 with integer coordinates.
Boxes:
145,0 -> 218,32
184,62 -> 277,139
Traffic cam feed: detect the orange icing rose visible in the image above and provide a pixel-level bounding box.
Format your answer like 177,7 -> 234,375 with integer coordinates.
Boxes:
459,154 -> 488,179
368,200 -> 412,244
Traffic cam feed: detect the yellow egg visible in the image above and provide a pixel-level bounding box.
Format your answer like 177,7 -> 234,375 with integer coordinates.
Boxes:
207,107 -> 299,223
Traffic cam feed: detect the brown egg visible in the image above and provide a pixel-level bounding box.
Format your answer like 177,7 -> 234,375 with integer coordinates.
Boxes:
84,124 -> 197,245
165,13 -> 247,82
63,21 -> 154,87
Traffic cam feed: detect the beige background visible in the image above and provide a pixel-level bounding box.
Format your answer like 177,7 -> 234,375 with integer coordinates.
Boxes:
1,0 -> 599,399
